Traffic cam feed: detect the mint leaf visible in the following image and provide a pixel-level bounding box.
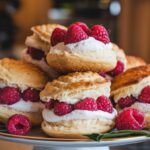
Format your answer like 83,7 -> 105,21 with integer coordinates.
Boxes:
84,130 -> 150,141
0,123 -> 7,133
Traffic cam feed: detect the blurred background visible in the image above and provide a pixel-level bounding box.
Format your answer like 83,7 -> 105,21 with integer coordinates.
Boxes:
0,0 -> 150,150
0,0 -> 150,62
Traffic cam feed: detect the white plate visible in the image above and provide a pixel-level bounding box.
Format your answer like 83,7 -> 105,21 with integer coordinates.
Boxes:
0,129 -> 150,148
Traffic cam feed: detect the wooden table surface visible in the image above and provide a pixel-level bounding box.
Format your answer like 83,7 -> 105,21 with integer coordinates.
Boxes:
0,140 -> 32,150
0,140 -> 149,150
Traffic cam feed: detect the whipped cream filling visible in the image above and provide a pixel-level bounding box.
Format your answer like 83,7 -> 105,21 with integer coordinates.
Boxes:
129,102 -> 150,113
2,99 -> 44,112
50,37 -> 116,61
113,76 -> 150,102
42,108 -> 117,122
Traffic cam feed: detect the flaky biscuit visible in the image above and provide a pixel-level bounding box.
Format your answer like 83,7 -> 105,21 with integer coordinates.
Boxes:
0,58 -> 48,90
126,55 -> 146,70
111,75 -> 150,103
111,64 -> 150,91
31,24 -> 67,43
22,49 -> 59,79
0,105 -> 42,125
46,50 -> 117,74
42,118 -> 115,138
40,72 -> 110,104
25,34 -> 50,54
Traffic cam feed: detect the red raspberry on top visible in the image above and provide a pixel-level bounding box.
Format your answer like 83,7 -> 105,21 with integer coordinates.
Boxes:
90,25 -> 110,44
96,96 -> 113,113
73,21 -> 90,34
0,87 -> 21,105
138,86 -> 150,103
118,96 -> 137,109
7,114 -> 31,135
74,97 -> 97,111
54,102 -> 73,116
22,88 -> 40,102
64,24 -> 88,44
109,60 -> 124,77
51,28 -> 67,46
116,108 -> 145,130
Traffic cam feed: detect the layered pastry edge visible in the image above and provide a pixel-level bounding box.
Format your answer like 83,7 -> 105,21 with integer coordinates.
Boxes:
0,58 -> 48,125
111,65 -> 150,128
40,72 -> 117,138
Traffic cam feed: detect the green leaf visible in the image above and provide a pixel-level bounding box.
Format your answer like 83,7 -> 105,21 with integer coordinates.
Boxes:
0,129 -> 7,133
84,130 -> 150,141
0,124 -> 7,133
85,133 -> 103,141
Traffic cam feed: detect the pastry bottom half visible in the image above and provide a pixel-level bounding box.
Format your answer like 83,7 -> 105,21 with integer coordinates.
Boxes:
42,118 -> 115,138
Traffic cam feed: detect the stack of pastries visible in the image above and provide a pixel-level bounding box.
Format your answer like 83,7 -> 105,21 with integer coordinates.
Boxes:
0,21 -> 148,137
41,72 -> 117,138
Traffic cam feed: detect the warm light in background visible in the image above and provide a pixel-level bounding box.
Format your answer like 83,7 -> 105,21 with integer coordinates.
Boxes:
0,0 -> 150,62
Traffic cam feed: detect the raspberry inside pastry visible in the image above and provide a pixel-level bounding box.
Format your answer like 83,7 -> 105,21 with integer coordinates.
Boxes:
0,58 -> 48,125
111,65 -> 150,128
27,47 -> 45,61
40,72 -> 117,138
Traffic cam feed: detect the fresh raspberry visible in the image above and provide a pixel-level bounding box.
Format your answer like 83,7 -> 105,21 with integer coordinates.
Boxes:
90,25 -> 110,44
22,88 -> 40,102
118,96 -> 137,109
96,96 -> 113,113
0,88 -> 3,104
7,114 -> 31,135
138,86 -> 150,103
45,99 -> 57,109
74,98 -> 97,111
109,60 -> 124,77
64,24 -> 88,44
27,47 -> 45,60
54,102 -> 73,116
51,28 -> 67,46
73,22 -> 90,34
116,108 -> 145,130
0,87 -> 21,105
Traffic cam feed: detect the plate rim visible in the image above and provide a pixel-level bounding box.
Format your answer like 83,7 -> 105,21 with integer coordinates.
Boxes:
0,132 -> 150,147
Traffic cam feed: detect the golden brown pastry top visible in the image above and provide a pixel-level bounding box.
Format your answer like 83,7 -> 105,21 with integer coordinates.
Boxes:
31,24 -> 67,43
0,58 -> 48,89
126,55 -> 146,70
111,64 -> 150,91
40,72 -> 110,104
